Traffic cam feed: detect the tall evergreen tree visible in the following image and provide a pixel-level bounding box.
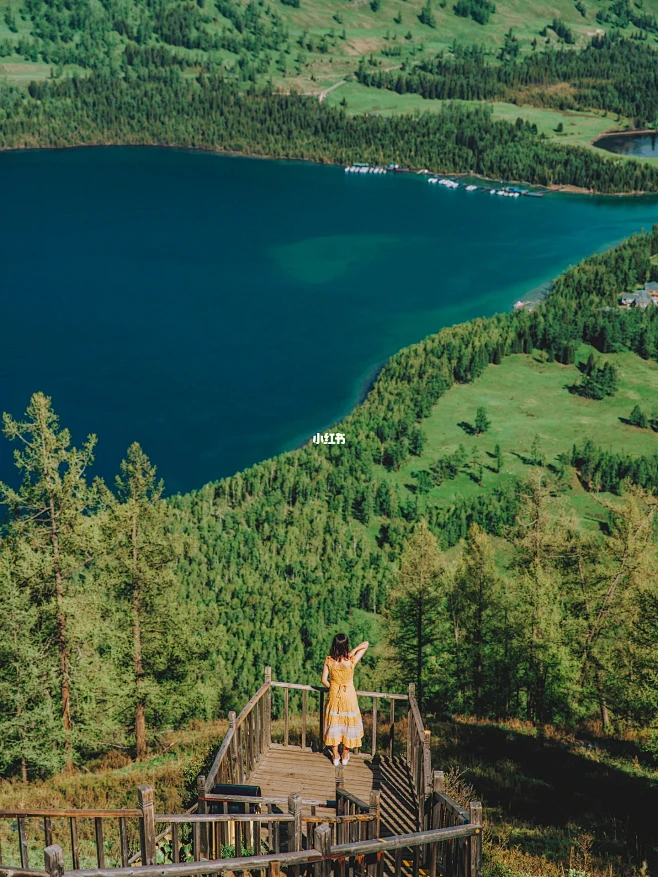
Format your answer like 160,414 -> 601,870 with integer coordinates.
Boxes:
451,524 -> 502,716
385,521 -> 447,708
0,393 -> 104,770
106,442 -> 191,759
0,544 -> 62,779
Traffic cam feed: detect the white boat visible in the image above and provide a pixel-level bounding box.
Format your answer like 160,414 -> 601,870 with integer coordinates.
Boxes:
465,185 -> 477,191
490,189 -> 498,195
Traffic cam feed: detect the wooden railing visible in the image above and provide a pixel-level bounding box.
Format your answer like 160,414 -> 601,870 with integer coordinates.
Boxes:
334,782 -> 379,846
41,813 -> 483,877
406,684 -> 431,831
0,792 -> 147,871
204,669 -> 410,800
7,672 -> 482,877
205,676 -> 271,791
270,680 -> 408,758
428,772 -> 482,877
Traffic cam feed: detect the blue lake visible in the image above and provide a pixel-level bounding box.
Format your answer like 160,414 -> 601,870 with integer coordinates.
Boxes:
1,147 -> 657,494
595,132 -> 658,158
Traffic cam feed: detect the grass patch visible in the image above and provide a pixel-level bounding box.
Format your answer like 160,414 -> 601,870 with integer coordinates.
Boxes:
430,716 -> 658,876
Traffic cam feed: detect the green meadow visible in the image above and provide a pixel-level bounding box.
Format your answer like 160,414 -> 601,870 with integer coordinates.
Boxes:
380,344 -> 658,517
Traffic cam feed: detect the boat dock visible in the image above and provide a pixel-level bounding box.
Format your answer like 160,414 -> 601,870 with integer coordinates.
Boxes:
344,163 -> 545,197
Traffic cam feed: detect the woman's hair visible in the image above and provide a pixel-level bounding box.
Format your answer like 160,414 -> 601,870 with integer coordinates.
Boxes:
330,633 -> 350,661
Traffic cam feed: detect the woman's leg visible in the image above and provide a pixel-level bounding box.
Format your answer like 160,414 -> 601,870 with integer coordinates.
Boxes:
342,747 -> 350,763
332,744 -> 340,761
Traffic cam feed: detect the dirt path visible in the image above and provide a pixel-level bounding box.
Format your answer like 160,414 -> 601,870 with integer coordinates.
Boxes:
318,80 -> 345,103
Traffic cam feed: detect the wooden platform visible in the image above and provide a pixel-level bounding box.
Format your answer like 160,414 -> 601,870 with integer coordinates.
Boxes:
249,748 -> 418,837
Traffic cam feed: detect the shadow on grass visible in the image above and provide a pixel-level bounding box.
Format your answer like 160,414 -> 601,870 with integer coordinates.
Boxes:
431,719 -> 658,871
458,421 -> 477,436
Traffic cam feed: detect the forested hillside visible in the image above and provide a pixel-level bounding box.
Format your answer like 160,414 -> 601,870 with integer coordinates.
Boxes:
357,34 -> 658,127
1,0 -> 658,189
3,225 -> 658,779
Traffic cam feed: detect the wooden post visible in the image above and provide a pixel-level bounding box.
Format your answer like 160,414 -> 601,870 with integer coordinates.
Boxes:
118,818 -> 128,868
95,817 -> 105,868
314,823 -> 332,877
407,683 -> 415,766
197,774 -> 208,858
138,784 -> 157,866
44,845 -> 64,877
319,689 -> 325,747
335,768 -> 345,844
429,772 -> 444,877
44,817 -> 53,849
368,790 -> 380,840
469,802 -> 483,877
371,698 -> 378,757
269,861 -> 282,877
288,793 -> 303,852
423,729 -> 432,832
70,818 -> 80,870
432,771 -> 444,828
302,689 -> 308,750
229,711 -> 242,784
284,687 -> 290,748
193,822 -> 201,861
368,790 -> 381,876
388,699 -> 395,759
264,667 -> 272,746
18,817 -> 28,869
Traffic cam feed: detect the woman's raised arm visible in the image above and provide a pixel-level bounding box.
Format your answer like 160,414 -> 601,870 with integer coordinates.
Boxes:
349,641 -> 369,665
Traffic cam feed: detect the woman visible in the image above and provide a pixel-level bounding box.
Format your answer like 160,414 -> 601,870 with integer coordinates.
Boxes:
322,633 -> 369,766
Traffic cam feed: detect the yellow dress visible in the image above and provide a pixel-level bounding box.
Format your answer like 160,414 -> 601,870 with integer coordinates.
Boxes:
323,657 -> 363,749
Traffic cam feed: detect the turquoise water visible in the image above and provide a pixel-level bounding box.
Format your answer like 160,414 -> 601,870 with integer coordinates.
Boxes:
1,147 -> 657,494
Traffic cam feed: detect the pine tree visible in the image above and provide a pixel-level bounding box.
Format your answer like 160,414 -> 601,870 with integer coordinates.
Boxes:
0,545 -> 62,779
629,404 -> 648,428
0,393 -> 105,770
474,406 -> 491,435
494,443 -> 503,473
105,443 -> 192,759
451,525 -> 502,716
385,521 -> 447,708
530,434 -> 545,466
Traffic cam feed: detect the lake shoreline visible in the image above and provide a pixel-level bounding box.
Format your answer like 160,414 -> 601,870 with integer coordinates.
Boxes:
1,139 -> 657,198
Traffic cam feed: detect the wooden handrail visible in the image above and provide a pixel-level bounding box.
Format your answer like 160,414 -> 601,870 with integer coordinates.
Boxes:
0,809 -> 142,818
270,681 -> 409,700
0,865 -> 50,877
235,682 -> 270,728
329,822 -> 480,856
204,724 -> 235,791
336,789 -> 369,812
51,822 -> 480,877
63,848 -> 320,877
154,813 -> 293,823
0,870 -> 50,877
433,791 -> 470,824
408,694 -> 425,740
200,794 -> 333,808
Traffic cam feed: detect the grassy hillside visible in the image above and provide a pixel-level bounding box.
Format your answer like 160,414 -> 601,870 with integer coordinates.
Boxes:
2,0 -> 658,94
382,344 -> 658,520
